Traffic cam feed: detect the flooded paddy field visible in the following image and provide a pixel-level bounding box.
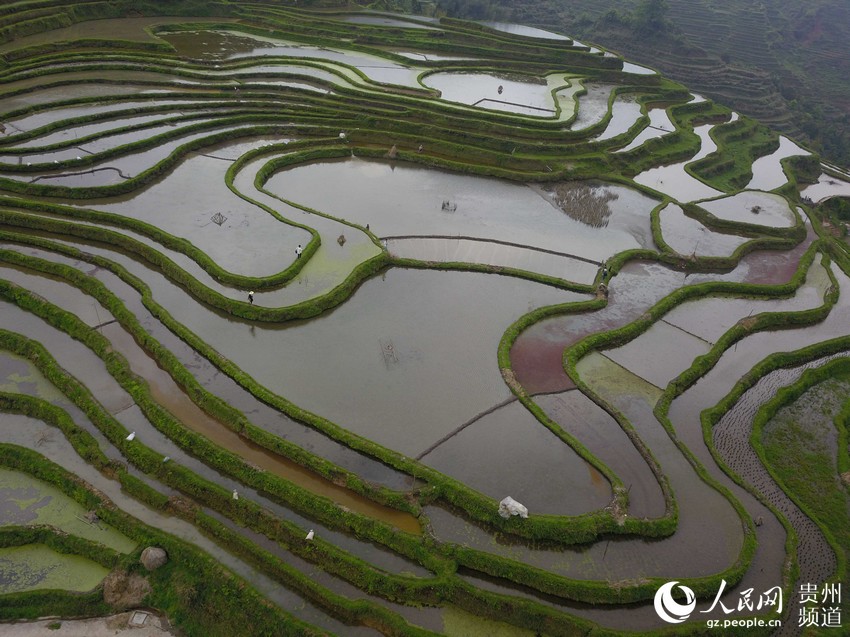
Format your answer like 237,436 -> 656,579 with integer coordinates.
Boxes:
658,202 -> 752,257
265,159 -> 657,264
698,191 -> 798,228
1,6 -> 849,637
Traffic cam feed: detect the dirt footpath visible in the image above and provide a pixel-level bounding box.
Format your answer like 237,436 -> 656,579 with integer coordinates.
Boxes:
1,610 -> 178,636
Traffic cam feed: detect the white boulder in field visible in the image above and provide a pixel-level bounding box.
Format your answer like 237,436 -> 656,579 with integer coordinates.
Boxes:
498,496 -> 528,519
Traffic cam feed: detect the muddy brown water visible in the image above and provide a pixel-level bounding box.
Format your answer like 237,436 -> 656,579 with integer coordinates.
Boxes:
0,414 -> 353,632
0,261 -> 421,534
422,360 -> 745,592
510,227 -> 816,395
0,288 -> 429,579
5,240 -> 569,465
140,265 -> 577,460
662,256 -> 829,344
0,241 -> 412,490
99,322 -> 421,534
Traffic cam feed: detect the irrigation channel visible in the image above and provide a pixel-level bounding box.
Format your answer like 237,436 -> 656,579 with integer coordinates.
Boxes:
0,4 -> 848,637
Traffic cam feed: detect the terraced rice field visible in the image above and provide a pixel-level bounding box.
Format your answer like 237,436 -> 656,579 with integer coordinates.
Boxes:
0,3 -> 848,636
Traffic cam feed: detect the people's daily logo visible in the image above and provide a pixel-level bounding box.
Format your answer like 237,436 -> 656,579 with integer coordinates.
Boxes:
654,581 -> 697,624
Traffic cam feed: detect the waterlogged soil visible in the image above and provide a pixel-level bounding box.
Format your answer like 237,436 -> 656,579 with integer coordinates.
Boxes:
0,98 -> 216,134
9,111 -> 208,150
341,15 -> 439,30
697,191 -> 797,228
0,469 -> 136,553
662,280 -> 850,610
0,83 -> 156,116
235,152 -> 383,303
99,322 -> 420,533
536,181 -> 655,247
535,389 -> 666,519
0,262 -> 111,328
420,400 -> 611,515
204,509 -> 431,633
458,569 -> 664,631
575,353 -> 745,570
78,149 -> 313,278
658,202 -> 751,257
0,257 -> 421,532
0,544 -> 109,594
0,351 -> 66,403
511,223 -> 816,394
5,123 -> 256,186
0,300 -> 427,583
693,266 -> 850,404
711,356 -> 846,637
570,82 -> 615,131
266,158 -> 657,264
662,256 -> 830,343
162,267 -> 578,458
601,320 -> 712,390
0,415 -> 387,635
511,260 -> 689,394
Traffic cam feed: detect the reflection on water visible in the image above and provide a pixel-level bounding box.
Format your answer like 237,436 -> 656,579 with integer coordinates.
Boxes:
698,191 -> 796,228
423,71 -> 555,114
341,15 -> 439,30
479,21 -> 571,41
801,171 -> 850,203
591,96 -> 642,141
747,135 -> 810,191
265,158 -> 657,264
161,267 -> 577,458
571,82 -> 614,130
658,202 -> 750,257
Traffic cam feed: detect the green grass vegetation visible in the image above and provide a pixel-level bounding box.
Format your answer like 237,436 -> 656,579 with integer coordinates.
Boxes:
0,1 -> 847,636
